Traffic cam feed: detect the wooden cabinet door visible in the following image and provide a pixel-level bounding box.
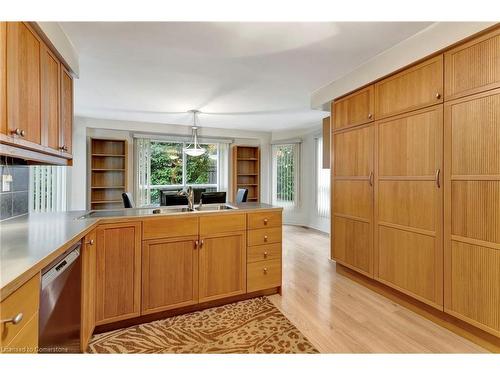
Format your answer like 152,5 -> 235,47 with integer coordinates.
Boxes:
0,22 -> 6,136
6,22 -> 41,144
142,236 -> 199,314
331,124 -> 374,276
445,27 -> 500,100
199,231 -> 246,303
444,88 -> 500,337
332,85 -> 374,131
322,116 -> 331,168
60,65 -> 73,155
41,45 -> 60,151
375,55 -> 443,119
95,222 -> 142,325
375,105 -> 443,308
81,229 -> 96,351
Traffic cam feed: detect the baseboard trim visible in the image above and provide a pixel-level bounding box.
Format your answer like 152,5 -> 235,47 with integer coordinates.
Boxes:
336,263 -> 500,353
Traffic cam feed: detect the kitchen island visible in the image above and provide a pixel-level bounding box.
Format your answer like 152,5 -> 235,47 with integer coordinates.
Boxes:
0,202 -> 283,352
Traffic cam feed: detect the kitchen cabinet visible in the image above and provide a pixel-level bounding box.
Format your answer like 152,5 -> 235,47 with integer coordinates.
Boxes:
0,22 -> 73,164
375,105 -> 443,308
6,22 -> 41,145
375,55 -> 443,119
445,28 -> 500,100
0,275 -> 39,353
198,231 -> 247,303
0,23 -> 6,136
332,85 -> 374,131
444,88 -> 500,337
95,222 -> 142,325
41,45 -> 60,151
331,124 -> 374,276
60,65 -> 73,155
142,236 -> 199,314
322,116 -> 330,168
81,229 -> 97,351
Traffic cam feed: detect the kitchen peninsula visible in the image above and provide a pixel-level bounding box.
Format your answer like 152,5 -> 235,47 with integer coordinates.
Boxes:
0,203 -> 283,352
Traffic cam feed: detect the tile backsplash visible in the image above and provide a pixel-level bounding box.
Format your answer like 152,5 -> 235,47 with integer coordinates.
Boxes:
0,163 -> 30,221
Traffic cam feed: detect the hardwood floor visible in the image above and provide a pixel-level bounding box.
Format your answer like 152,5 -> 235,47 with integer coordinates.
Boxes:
267,225 -> 486,353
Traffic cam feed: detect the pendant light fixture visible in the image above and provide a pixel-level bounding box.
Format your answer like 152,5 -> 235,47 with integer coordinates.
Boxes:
183,110 -> 206,157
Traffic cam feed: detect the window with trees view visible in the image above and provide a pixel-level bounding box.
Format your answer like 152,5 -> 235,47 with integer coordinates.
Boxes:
272,143 -> 300,208
136,138 -> 221,206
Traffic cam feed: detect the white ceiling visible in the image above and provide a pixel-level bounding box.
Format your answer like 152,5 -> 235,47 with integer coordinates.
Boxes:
60,22 -> 432,132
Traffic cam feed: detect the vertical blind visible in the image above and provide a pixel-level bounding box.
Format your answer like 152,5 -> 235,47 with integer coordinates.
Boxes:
315,137 -> 330,218
30,166 -> 67,212
272,143 -> 300,209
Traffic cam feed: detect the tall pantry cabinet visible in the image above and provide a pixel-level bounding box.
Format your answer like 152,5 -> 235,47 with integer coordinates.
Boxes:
331,26 -> 500,338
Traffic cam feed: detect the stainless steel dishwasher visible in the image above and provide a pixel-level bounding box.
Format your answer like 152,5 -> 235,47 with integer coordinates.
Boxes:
39,242 -> 81,353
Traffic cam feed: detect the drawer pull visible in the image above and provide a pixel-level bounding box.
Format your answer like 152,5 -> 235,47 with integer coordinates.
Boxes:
263,268 -> 268,275
368,113 -> 373,119
1,312 -> 23,325
11,128 -> 25,137
85,239 -> 94,245
263,218 -> 268,225
264,235 -> 268,242
263,251 -> 268,258
435,92 -> 441,99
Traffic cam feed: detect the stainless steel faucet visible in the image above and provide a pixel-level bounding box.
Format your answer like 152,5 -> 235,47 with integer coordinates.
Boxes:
178,186 -> 195,211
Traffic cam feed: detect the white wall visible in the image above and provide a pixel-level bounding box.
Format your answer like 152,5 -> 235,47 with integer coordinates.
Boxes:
271,126 -> 330,233
69,116 -> 272,210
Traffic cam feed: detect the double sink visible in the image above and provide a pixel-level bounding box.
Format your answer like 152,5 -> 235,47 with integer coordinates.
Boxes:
78,203 -> 237,219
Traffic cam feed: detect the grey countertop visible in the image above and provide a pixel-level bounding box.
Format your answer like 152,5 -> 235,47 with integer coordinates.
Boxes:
0,202 -> 280,298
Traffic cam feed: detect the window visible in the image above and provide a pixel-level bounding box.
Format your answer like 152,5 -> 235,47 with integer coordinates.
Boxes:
29,166 -> 67,212
315,136 -> 330,218
272,143 -> 300,209
136,138 -> 228,206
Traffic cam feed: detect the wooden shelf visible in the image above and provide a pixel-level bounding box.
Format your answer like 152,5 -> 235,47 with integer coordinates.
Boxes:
90,138 -> 128,210
231,146 -> 260,203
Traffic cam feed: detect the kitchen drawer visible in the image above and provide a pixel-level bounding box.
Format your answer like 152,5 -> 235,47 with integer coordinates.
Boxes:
199,213 -> 246,235
248,227 -> 282,247
143,216 -> 198,240
247,243 -> 282,263
247,211 -> 282,229
0,275 -> 39,348
1,313 -> 38,353
247,258 -> 282,293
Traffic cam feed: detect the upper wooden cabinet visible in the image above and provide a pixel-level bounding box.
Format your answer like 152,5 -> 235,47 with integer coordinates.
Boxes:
445,28 -> 500,100
41,45 -> 60,151
60,66 -> 73,155
0,23 -> 6,136
95,222 -> 142,325
332,86 -> 374,131
322,116 -> 330,168
6,22 -> 42,145
375,55 -> 443,119
0,22 -> 74,164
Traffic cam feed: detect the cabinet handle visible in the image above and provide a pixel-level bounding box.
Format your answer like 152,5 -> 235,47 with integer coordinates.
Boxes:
85,239 -> 94,245
263,218 -> 268,225
194,240 -> 199,249
1,312 -> 23,325
435,169 -> 441,188
435,92 -> 441,99
263,268 -> 268,275
263,251 -> 268,259
59,145 -> 68,152
200,240 -> 204,248
368,113 -> 373,120
11,128 -> 24,137
369,171 -> 374,187
264,235 -> 268,242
